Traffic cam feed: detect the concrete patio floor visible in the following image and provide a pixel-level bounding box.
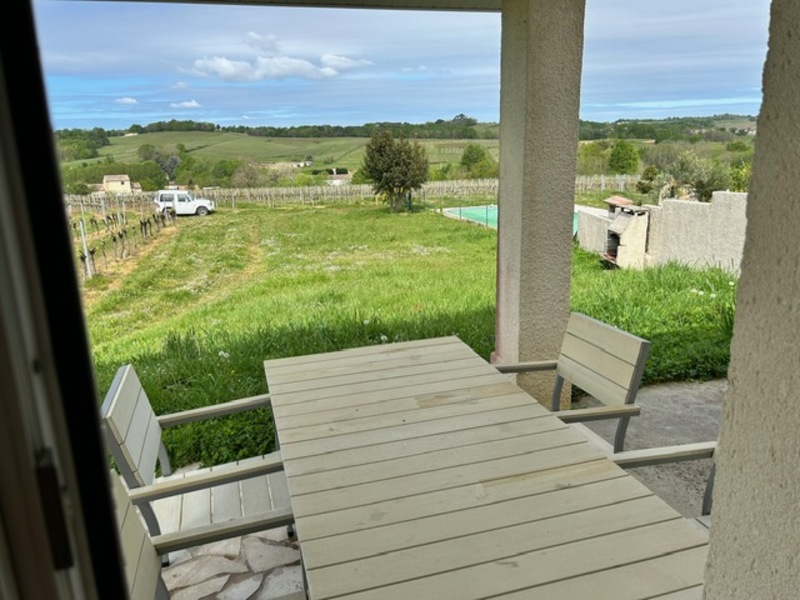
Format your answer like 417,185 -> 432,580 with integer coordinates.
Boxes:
579,377 -> 726,517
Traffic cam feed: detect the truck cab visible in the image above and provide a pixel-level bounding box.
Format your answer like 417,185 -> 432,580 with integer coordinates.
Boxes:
154,190 -> 215,216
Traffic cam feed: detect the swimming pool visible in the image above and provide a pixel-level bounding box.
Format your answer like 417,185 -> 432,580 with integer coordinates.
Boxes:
444,204 -> 578,235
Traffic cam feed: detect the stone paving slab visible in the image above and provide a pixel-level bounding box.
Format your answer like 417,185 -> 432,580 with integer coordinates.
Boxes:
162,525 -> 304,599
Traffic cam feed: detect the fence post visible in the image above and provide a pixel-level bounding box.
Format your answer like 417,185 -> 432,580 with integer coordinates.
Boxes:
78,219 -> 92,279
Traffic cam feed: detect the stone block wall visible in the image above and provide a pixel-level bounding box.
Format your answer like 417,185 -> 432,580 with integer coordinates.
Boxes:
574,192 -> 747,274
644,192 -> 747,274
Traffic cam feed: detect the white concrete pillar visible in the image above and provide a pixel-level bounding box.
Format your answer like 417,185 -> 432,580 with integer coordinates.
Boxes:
705,0 -> 800,597
494,0 -> 586,405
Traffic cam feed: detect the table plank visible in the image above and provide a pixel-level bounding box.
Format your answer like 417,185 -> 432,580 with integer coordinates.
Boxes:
273,367 -> 516,413
301,474 -> 655,569
290,442 -> 605,516
269,355 -> 494,397
277,387 -> 537,444
294,460 -> 624,541
265,336 -> 459,370
310,497 -> 685,598
320,520 -> 707,600
266,342 -> 481,383
274,378 -> 521,429
282,416 -> 566,477
277,404 -> 550,461
501,549 -> 707,600
287,427 -> 576,495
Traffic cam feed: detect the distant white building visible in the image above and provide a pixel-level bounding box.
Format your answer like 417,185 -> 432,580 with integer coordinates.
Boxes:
102,174 -> 132,194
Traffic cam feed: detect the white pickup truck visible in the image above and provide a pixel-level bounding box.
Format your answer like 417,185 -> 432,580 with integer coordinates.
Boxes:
153,190 -> 215,216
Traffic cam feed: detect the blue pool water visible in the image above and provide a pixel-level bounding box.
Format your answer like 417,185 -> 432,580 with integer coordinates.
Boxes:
444,205 -> 578,235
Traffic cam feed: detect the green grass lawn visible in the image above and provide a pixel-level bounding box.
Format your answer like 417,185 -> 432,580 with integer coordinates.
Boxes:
82,201 -> 735,468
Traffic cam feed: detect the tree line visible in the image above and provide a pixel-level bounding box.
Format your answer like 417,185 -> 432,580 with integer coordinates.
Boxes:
55,113 -> 755,153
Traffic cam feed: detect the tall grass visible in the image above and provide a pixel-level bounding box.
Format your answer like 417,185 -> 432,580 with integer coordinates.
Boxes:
84,203 -> 735,468
571,246 -> 737,382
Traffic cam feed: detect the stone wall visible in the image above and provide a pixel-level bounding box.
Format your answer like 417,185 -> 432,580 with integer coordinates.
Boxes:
574,206 -> 608,254
574,191 -> 747,274
645,192 -> 747,274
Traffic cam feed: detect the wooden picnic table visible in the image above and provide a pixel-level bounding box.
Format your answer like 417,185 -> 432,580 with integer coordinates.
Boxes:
263,336 -> 708,599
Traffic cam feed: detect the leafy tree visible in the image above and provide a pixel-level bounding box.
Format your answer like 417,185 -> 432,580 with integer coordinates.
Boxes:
458,143 -> 498,179
360,130 -> 429,211
350,169 -> 370,184
468,157 -> 499,179
451,113 -> 478,125
635,165 -> 660,194
155,152 -> 181,181
577,141 -> 609,175
641,144 -> 682,171
137,144 -> 157,161
729,161 -> 752,192
726,140 -> 750,152
211,159 -> 242,187
128,161 -> 168,191
231,163 -> 265,188
429,163 -> 455,181
460,143 -> 489,170
608,140 -> 639,174
692,159 -> 731,202
643,149 -> 733,202
64,181 -> 91,195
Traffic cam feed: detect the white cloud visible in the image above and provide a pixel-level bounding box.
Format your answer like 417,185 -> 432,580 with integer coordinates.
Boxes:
320,54 -> 372,71
401,66 -> 428,73
170,100 -> 201,108
191,54 -> 361,82
114,97 -> 138,105
171,81 -> 189,89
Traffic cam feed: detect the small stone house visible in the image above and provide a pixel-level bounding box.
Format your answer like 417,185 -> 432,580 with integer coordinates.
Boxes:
102,174 -> 131,194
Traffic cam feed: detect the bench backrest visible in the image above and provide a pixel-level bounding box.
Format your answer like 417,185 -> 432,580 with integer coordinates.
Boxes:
554,312 -> 651,409
101,365 -> 164,487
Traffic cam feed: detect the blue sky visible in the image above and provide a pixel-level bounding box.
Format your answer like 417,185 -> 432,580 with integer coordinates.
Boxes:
32,1 -> 771,131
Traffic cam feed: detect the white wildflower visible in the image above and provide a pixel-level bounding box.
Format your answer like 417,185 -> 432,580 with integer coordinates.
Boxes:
380,335 -> 388,343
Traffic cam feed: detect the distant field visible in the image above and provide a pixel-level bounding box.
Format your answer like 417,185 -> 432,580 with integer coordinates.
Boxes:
86,131 -> 499,172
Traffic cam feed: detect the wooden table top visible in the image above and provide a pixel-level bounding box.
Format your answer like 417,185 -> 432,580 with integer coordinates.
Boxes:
264,336 -> 708,600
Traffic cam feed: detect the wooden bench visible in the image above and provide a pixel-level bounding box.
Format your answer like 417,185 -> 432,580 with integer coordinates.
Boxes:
100,364 -> 294,545
110,469 -> 305,600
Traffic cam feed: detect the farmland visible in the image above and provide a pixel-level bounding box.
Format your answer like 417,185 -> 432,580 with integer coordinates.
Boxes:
81,130 -> 500,173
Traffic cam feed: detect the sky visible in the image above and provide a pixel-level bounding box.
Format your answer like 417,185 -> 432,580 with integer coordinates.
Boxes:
31,1 -> 772,131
